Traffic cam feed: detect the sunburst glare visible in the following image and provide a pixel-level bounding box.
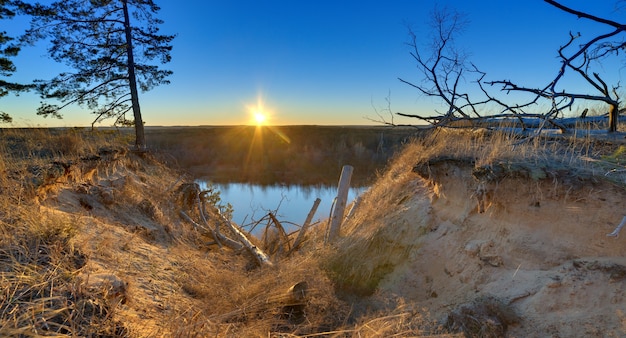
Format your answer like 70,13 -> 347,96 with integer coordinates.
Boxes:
247,95 -> 272,126
242,94 -> 290,174
254,111 -> 266,126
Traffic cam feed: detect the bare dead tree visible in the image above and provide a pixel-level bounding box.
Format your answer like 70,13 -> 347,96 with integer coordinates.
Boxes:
395,1 -> 625,135
488,0 -> 625,133
394,7 -> 539,131
397,7 -> 490,127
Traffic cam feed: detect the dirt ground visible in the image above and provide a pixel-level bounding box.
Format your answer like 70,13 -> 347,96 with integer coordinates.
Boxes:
370,157 -> 626,337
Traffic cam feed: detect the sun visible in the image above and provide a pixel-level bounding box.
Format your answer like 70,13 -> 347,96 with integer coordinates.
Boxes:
254,111 -> 266,126
246,93 -> 277,126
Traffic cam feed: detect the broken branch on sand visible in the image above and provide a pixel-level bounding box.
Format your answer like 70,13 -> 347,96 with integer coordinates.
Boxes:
288,197 -> 321,256
268,212 -> 291,253
607,216 -> 626,238
177,184 -> 273,267
179,210 -> 244,251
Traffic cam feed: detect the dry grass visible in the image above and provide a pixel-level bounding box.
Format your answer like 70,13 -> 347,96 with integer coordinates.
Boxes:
1,128 -> 450,337
0,128 -> 132,336
401,128 -> 587,167
445,296 -> 519,338
388,127 -> 626,183
167,249 -> 351,336
323,136 -> 431,296
0,208 -> 127,336
0,127 -> 127,159
3,126 -> 623,336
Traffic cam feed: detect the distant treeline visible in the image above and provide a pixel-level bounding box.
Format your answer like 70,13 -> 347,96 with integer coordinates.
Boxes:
146,125 -> 425,186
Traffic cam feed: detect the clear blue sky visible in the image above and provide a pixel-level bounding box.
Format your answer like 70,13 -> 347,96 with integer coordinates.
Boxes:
2,0 -> 624,127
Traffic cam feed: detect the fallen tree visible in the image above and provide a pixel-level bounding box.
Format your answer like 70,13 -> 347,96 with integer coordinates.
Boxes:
177,183 -> 273,267
214,206 -> 273,267
392,1 -> 625,135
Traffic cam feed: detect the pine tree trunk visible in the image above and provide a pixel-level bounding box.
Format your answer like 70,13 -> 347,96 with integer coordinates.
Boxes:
122,0 -> 145,149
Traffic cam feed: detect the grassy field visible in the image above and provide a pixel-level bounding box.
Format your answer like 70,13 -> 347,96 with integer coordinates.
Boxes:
145,125 -> 424,185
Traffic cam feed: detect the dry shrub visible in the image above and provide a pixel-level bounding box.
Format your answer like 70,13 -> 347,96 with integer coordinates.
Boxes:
347,300 -> 456,337
169,246 -> 350,336
54,132 -> 83,156
446,296 -> 519,338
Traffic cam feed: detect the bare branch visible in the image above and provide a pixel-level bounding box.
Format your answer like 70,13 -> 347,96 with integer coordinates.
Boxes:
544,0 -> 625,28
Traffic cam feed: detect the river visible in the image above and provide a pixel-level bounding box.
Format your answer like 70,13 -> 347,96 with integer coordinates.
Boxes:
197,181 -> 366,233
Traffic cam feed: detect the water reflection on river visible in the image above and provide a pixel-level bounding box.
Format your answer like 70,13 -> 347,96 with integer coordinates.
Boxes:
197,181 -> 366,230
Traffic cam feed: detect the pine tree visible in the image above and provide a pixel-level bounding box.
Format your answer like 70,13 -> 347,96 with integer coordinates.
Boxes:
27,0 -> 174,148
0,0 -> 32,123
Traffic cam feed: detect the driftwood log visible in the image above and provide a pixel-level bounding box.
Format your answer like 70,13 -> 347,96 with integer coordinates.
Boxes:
280,281 -> 308,323
179,210 -> 244,251
214,207 -> 274,267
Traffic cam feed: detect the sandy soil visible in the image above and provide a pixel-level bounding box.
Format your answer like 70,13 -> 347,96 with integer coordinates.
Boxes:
374,157 -> 626,337
34,155 -> 218,336
30,140 -> 626,336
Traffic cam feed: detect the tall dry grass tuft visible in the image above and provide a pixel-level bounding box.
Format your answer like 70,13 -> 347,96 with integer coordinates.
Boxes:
323,138 -> 431,296
0,209 -> 127,336
338,300 -> 456,337
54,131 -> 83,156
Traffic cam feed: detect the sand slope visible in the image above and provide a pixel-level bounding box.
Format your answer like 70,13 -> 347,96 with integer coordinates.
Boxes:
369,156 -> 626,336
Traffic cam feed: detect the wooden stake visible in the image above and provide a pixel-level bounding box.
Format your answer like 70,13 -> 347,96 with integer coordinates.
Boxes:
345,196 -> 361,221
289,197 -> 321,255
327,165 -> 353,243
